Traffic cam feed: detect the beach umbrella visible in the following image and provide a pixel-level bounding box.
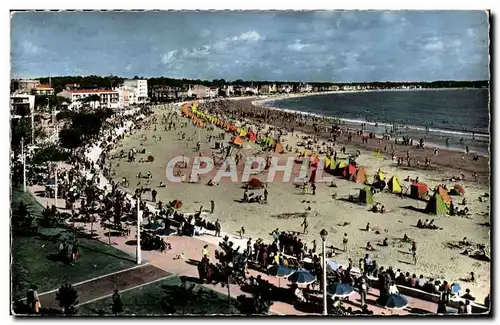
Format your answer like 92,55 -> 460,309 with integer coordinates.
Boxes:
268,265 -> 296,278
288,269 -> 316,285
268,265 -> 296,287
327,282 -> 355,298
451,283 -> 461,294
376,294 -> 409,310
326,260 -> 339,271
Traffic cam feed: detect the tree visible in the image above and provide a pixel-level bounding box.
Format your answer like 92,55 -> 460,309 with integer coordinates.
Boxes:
55,283 -> 79,314
111,289 -> 123,315
38,205 -> 63,228
162,279 -> 197,315
12,201 -> 35,232
214,236 -> 247,309
11,117 -> 32,151
59,127 -> 84,149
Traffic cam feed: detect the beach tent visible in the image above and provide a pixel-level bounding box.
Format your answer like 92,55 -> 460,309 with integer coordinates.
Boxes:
359,186 -> 374,205
387,175 -> 403,193
274,143 -> 284,154
436,185 -> 452,204
248,129 -> 257,142
376,169 -> 385,182
334,161 -> 347,176
449,184 -> 465,196
232,136 -> 244,146
410,183 -> 429,199
247,178 -> 265,189
351,167 -> 367,184
324,157 -> 334,170
425,191 -> 450,215
343,163 -> 357,179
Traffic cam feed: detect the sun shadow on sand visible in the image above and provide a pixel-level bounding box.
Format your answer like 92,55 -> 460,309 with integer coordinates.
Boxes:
125,240 -> 137,246
270,212 -> 308,220
397,260 -> 414,265
402,205 -> 427,214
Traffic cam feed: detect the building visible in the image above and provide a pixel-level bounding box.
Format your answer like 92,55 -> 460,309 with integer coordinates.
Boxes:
10,94 -> 35,116
122,79 -> 148,104
278,84 -> 293,93
191,85 -> 210,99
259,84 -> 277,95
208,87 -> 219,98
33,84 -> 55,96
57,89 -> 119,110
11,79 -> 41,94
298,83 -> 313,93
220,85 -> 234,97
65,83 -> 81,90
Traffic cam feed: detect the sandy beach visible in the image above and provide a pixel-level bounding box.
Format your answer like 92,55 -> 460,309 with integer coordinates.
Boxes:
106,96 -> 490,302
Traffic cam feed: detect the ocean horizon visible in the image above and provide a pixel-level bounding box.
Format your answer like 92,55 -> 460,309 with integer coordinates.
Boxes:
263,88 -> 490,156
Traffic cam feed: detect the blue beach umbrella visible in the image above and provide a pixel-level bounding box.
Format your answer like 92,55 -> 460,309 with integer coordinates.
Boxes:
451,283 -> 461,294
376,294 -> 409,309
327,282 -> 355,298
268,265 -> 296,278
289,269 -> 316,285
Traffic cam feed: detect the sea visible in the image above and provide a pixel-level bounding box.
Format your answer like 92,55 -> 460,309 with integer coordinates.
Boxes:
264,89 -> 490,156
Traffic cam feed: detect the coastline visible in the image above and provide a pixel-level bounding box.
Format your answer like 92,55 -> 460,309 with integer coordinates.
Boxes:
262,99 -> 490,183
107,101 -> 491,303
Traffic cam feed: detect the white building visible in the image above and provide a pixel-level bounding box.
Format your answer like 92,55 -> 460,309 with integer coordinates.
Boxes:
57,89 -> 119,110
191,85 -> 210,99
10,94 -> 35,116
122,79 -> 148,104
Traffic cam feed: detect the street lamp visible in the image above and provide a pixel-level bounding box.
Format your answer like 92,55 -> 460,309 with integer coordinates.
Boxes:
320,229 -> 328,316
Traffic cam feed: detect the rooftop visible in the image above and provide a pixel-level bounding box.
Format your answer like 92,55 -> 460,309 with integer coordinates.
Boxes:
35,84 -> 53,89
64,89 -> 118,94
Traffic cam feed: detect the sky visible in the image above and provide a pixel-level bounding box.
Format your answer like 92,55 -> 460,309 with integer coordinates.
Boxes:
10,10 -> 489,82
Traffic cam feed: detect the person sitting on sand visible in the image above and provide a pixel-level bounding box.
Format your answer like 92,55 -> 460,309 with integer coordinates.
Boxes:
460,237 -> 471,246
403,234 -> 411,242
417,219 -> 423,228
366,242 -> 374,251
380,205 -> 386,214
423,219 -> 430,228
366,222 -> 371,232
428,219 -> 438,229
461,288 -> 476,301
382,238 -> 389,246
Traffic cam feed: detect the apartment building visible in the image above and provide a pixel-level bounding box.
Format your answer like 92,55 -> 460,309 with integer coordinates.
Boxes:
10,94 -> 35,116
122,79 -> 148,104
57,89 -> 119,110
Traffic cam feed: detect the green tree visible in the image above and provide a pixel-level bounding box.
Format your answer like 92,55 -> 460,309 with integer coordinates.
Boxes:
38,205 -> 63,228
11,118 -> 32,151
55,283 -> 79,314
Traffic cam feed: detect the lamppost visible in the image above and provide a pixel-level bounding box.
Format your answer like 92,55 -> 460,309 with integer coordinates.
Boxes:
21,137 -> 26,192
320,229 -> 328,316
136,196 -> 142,265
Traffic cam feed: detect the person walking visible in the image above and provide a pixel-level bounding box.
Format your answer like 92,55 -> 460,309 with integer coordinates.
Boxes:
311,182 -> 316,195
301,216 -> 309,234
151,189 -> 157,202
215,219 -> 221,237
202,245 -> 210,258
342,233 -> 348,252
359,278 -> 368,307
263,188 -> 268,202
210,200 -> 215,214
411,241 -> 417,265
